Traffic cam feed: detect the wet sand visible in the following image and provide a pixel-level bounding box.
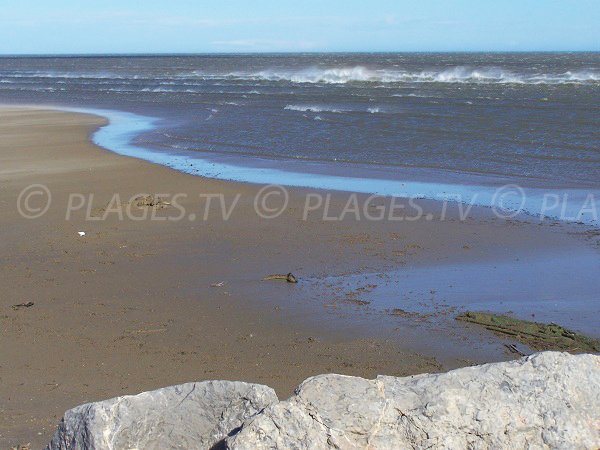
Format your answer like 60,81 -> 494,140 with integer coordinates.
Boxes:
1,107 -> 598,448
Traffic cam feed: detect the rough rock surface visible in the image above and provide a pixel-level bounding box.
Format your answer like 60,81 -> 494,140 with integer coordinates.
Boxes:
45,380 -> 278,450
47,352 -> 600,450
228,352 -> 600,449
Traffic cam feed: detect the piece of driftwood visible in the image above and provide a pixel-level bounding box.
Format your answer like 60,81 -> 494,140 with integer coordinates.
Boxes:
504,343 -> 528,356
12,302 -> 34,310
263,273 -> 298,283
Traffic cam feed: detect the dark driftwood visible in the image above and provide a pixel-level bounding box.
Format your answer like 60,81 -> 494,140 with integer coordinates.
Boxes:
263,273 -> 298,283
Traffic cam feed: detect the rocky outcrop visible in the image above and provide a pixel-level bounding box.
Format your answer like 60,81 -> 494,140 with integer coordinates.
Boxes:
47,352 -> 600,450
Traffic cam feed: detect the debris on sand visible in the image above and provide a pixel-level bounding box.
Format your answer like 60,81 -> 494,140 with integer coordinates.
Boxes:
388,308 -> 420,318
134,195 -> 170,208
263,273 -> 298,283
10,444 -> 30,450
504,343 -> 529,356
12,302 -> 34,310
457,311 -> 600,353
346,298 -> 370,306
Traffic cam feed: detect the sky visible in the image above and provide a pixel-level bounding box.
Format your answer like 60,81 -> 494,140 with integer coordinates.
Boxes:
0,0 -> 598,54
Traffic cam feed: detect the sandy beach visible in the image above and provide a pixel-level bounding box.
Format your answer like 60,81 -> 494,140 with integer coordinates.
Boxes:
1,107 -> 598,448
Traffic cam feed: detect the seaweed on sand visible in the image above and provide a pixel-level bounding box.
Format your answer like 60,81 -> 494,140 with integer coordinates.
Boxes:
456,312 -> 600,353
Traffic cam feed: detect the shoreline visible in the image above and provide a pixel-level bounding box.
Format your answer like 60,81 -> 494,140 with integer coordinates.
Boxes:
1,106 -> 599,447
9,103 -> 600,227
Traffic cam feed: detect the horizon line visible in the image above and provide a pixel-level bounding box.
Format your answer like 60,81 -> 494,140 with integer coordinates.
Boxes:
1,50 -> 599,58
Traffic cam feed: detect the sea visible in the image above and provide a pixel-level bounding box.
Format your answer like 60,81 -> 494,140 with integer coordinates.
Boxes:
1,53 -> 599,221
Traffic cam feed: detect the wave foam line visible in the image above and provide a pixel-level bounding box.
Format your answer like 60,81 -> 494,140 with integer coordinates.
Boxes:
5,66 -> 598,85
284,104 -> 348,113
284,104 -> 384,114
195,66 -> 600,85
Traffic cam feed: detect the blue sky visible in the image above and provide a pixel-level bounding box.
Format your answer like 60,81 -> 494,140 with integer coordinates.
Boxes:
0,0 -> 598,54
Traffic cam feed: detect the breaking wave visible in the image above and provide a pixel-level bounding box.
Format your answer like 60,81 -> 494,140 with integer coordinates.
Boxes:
284,104 -> 385,114
284,104 -> 346,113
200,66 -> 600,85
2,66 -> 598,86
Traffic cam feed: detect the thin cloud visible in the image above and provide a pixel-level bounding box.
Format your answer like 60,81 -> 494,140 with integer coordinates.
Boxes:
211,39 -> 318,51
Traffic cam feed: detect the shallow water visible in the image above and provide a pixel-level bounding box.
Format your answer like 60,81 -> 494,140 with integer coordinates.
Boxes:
311,248 -> 600,337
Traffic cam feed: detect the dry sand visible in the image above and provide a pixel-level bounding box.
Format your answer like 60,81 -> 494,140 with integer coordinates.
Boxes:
0,107 -> 596,448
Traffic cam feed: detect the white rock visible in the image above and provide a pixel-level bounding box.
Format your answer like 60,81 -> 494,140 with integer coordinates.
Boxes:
46,352 -> 600,450
46,380 -> 278,450
227,352 -> 600,449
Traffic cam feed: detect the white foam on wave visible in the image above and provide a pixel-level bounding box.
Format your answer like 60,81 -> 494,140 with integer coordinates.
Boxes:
3,66 -> 597,86
391,93 -> 432,98
284,104 -> 385,114
529,70 -> 600,83
284,104 -> 345,113
255,66 -> 378,84
193,66 -> 600,85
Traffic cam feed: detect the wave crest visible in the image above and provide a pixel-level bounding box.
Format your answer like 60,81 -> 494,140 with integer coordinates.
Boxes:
284,104 -> 345,113
207,66 -> 600,85
284,104 -> 387,114
3,65 -> 598,86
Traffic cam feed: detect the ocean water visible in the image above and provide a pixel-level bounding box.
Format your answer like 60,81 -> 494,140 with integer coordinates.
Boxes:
1,53 -> 599,190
